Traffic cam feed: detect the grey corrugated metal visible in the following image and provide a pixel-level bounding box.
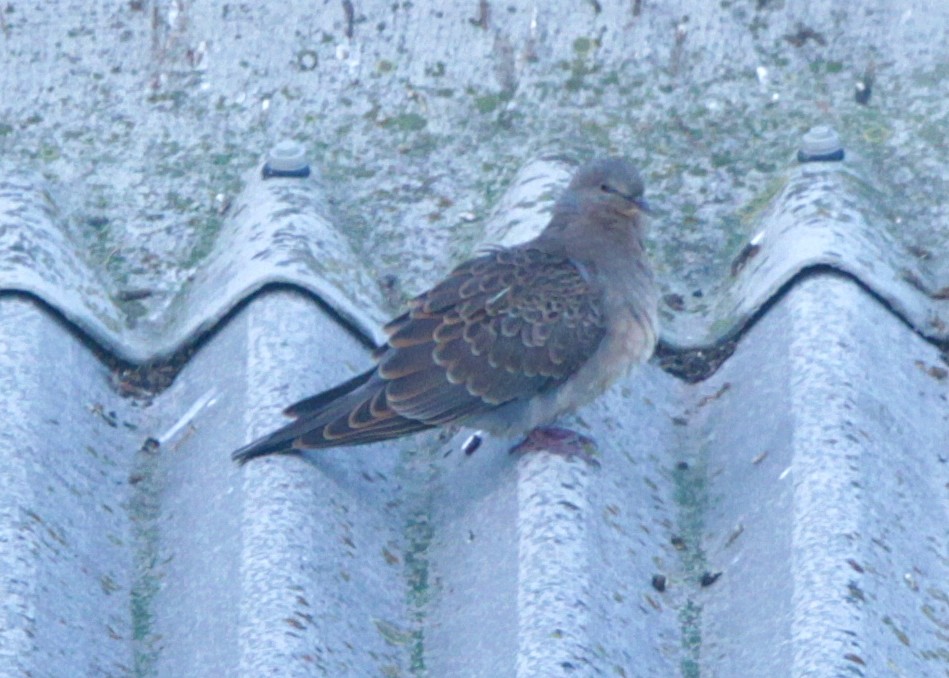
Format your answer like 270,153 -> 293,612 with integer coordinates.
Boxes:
146,290 -> 409,676
0,296 -> 137,677
3,0 -> 946,354
3,276 -> 946,676
694,273 -> 948,676
0,167 -> 385,361
1,1 -> 948,677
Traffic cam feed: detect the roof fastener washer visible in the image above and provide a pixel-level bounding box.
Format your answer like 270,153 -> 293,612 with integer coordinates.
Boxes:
262,139 -> 311,179
797,125 -> 844,163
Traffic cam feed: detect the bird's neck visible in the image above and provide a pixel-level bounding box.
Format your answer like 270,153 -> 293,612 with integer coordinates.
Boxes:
535,211 -> 647,270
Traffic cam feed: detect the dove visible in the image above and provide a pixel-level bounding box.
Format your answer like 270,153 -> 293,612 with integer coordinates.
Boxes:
233,157 -> 657,463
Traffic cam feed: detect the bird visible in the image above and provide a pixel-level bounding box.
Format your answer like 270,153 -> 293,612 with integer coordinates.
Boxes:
233,157 -> 658,464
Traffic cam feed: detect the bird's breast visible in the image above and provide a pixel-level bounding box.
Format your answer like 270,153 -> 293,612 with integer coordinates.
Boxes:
584,305 -> 657,393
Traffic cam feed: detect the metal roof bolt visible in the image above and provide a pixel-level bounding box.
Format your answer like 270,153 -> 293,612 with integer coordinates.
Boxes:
262,140 -> 311,179
797,125 -> 845,163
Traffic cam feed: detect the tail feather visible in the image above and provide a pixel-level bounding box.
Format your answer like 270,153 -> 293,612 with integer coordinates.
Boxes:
232,369 -> 373,464
231,368 -> 436,464
283,368 -> 374,417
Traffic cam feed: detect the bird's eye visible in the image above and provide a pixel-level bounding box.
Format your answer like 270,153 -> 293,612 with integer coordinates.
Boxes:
600,183 -> 614,194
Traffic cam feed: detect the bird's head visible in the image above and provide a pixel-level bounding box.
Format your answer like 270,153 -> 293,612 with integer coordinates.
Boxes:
558,157 -> 649,223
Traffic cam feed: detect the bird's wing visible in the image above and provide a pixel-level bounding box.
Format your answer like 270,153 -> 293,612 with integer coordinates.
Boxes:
374,246 -> 607,424
232,247 -> 607,461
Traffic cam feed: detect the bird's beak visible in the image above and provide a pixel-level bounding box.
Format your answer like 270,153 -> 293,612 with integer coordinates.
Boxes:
619,197 -> 650,216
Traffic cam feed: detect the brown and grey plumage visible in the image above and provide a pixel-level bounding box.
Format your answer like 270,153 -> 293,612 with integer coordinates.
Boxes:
232,157 -> 658,463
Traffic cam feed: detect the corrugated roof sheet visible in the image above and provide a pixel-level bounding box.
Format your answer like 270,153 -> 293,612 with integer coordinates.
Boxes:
1,1 -> 947,676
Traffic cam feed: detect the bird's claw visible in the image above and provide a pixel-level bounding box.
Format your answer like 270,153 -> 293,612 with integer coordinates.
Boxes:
510,426 -> 601,467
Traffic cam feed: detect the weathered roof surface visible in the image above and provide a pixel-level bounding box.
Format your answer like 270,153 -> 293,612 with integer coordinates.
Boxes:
1,1 -> 947,677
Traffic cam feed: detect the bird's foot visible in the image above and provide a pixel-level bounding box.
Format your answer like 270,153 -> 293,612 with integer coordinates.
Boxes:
510,426 -> 600,467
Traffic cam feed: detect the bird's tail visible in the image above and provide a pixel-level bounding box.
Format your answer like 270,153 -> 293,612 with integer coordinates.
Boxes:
231,369 -> 375,464
231,368 -> 436,463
